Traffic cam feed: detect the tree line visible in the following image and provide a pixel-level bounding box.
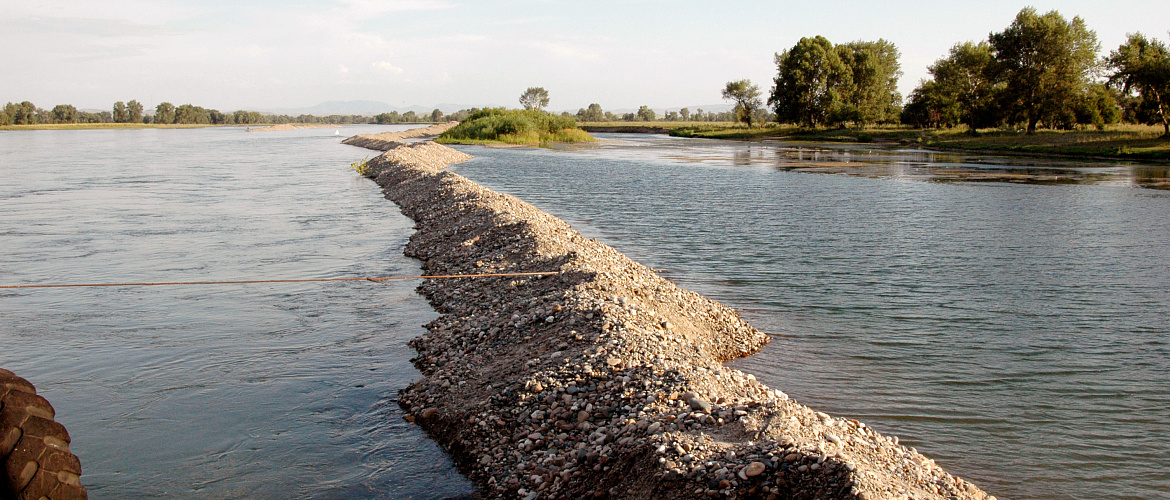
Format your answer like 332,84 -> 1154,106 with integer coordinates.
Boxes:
714,7 -> 1168,135
571,103 -> 757,123
0,100 -> 469,126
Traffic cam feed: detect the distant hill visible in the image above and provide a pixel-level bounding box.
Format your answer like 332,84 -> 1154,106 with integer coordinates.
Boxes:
260,100 -> 480,116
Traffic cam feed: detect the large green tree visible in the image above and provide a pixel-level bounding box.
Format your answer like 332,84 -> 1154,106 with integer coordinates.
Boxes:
519,87 -> 550,111
927,41 -> 999,131
174,104 -> 211,124
722,79 -> 763,127
1108,32 -> 1170,136
989,8 -> 1099,133
576,103 -> 604,122
769,36 -> 852,127
636,105 -> 656,121
127,100 -> 144,123
113,101 -> 128,123
836,39 -> 903,125
51,104 -> 78,124
155,102 -> 176,124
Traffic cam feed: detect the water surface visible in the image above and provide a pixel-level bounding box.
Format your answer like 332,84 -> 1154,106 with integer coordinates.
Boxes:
0,125 -> 474,498
449,134 -> 1170,500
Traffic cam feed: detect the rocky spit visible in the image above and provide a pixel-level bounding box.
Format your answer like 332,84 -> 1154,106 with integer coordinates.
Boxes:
350,136 -> 995,500
0,369 -> 86,500
340,121 -> 461,151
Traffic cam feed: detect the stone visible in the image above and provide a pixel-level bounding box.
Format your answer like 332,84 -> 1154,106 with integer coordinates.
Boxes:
744,462 -> 766,477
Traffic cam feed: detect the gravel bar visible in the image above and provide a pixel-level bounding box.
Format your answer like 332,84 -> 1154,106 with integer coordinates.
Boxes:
350,136 -> 995,500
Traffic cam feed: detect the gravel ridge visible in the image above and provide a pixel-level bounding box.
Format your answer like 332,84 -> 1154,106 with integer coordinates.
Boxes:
351,137 -> 995,500
340,121 -> 461,150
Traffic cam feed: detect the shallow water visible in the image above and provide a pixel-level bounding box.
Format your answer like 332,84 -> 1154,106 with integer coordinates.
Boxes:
0,126 -> 474,498
449,134 -> 1170,500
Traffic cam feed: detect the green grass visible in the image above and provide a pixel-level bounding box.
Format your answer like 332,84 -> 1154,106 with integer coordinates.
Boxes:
436,108 -> 595,146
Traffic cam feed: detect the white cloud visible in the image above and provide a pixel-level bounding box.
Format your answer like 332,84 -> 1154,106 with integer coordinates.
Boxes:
373,61 -> 404,74
339,64 -> 350,74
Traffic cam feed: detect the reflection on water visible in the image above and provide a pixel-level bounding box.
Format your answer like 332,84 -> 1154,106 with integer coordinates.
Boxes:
561,135 -> 1169,189
0,126 -> 474,499
453,134 -> 1170,500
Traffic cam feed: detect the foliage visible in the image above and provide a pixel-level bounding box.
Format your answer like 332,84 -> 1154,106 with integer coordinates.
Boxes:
576,103 -> 604,122
836,39 -> 903,126
722,79 -> 763,127
4,101 -> 36,125
50,104 -> 77,124
989,8 -> 1100,134
1108,32 -> 1170,136
904,41 -> 999,131
127,100 -> 143,123
113,101 -> 128,123
351,156 -> 373,176
519,87 -> 550,111
155,102 -> 176,124
636,105 -> 656,121
437,107 -> 592,145
769,36 -> 851,127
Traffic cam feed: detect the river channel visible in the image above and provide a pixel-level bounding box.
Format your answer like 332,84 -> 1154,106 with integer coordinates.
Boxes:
0,125 -> 474,498
448,134 -> 1170,500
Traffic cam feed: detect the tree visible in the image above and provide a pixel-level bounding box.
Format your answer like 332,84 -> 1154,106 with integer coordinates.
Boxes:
113,101 -> 128,123
837,39 -> 903,125
636,105 -> 656,121
769,36 -> 852,127
127,100 -> 144,123
174,104 -> 210,124
722,79 -> 763,127
519,87 -> 550,111
679,108 -> 690,121
402,110 -> 419,122
431,108 -> 444,122
4,102 -> 36,125
925,41 -> 999,131
155,102 -> 175,124
1108,32 -> 1170,136
51,104 -> 78,124
989,8 -> 1100,133
576,103 -> 604,122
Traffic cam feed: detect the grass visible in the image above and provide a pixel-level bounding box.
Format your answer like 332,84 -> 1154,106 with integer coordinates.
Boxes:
436,108 -> 595,146
584,121 -> 1170,161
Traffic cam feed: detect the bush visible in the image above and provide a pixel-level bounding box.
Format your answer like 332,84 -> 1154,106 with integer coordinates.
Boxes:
438,108 -> 592,145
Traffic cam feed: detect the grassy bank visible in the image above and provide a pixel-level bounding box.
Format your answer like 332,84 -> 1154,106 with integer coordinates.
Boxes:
583,121 -> 1170,161
436,108 -> 593,146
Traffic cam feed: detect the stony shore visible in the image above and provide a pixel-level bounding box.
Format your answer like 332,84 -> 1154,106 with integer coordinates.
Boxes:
340,121 -> 460,150
349,135 -> 994,500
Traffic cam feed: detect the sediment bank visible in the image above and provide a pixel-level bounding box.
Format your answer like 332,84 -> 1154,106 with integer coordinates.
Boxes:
341,121 -> 460,150
349,135 -> 993,499
0,369 -> 87,500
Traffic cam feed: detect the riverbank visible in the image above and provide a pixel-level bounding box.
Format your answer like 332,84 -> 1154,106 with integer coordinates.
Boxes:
348,134 -> 993,499
0,123 -> 222,131
341,121 -> 461,150
581,122 -> 1170,162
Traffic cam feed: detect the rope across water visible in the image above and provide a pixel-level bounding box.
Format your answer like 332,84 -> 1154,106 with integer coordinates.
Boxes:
0,272 -> 561,290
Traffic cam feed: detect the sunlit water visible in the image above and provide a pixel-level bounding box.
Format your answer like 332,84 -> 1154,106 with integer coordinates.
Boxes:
0,126 -> 474,499
449,134 -> 1170,500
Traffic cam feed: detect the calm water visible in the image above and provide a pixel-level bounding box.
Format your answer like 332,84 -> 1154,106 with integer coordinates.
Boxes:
0,126 -> 474,498
449,135 -> 1170,500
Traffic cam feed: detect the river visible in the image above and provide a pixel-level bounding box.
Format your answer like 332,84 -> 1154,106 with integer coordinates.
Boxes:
0,125 -> 474,498
447,134 -> 1170,500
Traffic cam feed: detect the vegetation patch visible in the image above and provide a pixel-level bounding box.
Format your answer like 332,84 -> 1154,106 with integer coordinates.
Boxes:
436,108 -> 593,146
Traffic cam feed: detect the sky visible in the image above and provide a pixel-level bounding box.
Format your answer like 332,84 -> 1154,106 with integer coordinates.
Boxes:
3,0 -> 1169,113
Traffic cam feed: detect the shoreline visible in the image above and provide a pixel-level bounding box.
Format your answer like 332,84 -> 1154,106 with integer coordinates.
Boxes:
347,133 -> 994,499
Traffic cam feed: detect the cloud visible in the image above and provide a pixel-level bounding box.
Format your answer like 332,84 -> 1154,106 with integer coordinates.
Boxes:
531,41 -> 600,61
373,60 -> 404,74
333,0 -> 452,17
339,64 -> 350,74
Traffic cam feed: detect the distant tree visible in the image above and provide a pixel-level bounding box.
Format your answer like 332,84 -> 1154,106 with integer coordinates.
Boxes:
51,104 -> 78,124
234,110 -> 263,124
636,105 -> 656,121
1108,32 -> 1170,136
431,108 -> 444,122
621,112 -> 636,121
174,104 -> 211,124
127,100 -> 144,123
576,103 -> 604,122
769,36 -> 852,127
901,80 -> 960,128
989,8 -> 1100,133
4,102 -> 36,125
155,102 -> 176,124
679,107 -> 690,121
402,110 -> 419,122
694,108 -> 704,121
722,79 -> 763,127
113,101 -> 128,123
836,39 -> 903,125
664,110 -> 679,121
519,87 -> 550,111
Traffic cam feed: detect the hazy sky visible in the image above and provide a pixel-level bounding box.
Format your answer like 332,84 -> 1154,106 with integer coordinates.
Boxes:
4,0 -> 1169,112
